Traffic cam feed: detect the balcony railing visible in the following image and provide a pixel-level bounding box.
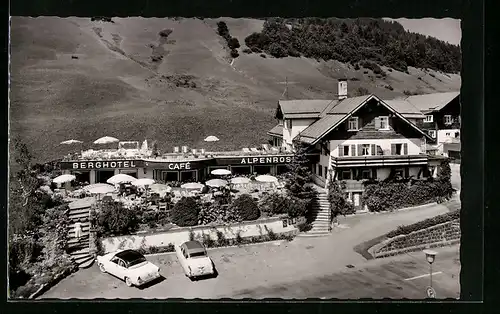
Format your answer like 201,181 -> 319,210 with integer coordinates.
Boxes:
332,154 -> 429,167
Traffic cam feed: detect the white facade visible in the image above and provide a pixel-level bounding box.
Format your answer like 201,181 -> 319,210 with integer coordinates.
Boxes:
283,118 -> 316,145
328,138 -> 424,157
437,129 -> 460,144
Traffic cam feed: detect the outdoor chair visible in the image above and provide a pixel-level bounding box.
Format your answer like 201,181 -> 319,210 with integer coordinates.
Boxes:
250,147 -> 259,153
262,144 -> 270,151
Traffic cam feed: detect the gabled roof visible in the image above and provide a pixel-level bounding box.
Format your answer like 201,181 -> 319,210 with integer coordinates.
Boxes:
404,91 -> 460,113
298,94 -> 434,145
383,99 -> 425,118
267,124 -> 284,137
278,99 -> 333,119
300,114 -> 345,144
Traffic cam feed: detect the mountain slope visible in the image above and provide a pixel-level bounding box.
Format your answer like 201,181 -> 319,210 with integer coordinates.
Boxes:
10,17 -> 461,163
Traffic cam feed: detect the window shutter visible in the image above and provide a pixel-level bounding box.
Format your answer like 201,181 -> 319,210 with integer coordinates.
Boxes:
374,117 -> 381,129
351,145 -> 356,156
404,167 -> 410,178
372,168 -> 377,180
371,144 -> 376,155
338,145 -> 344,157
403,143 -> 408,155
357,117 -> 362,130
391,144 -> 396,155
357,144 -> 363,156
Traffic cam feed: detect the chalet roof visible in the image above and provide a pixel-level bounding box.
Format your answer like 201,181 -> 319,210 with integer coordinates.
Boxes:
383,99 -> 426,118
404,91 -> 460,113
299,114 -> 345,144
278,99 -> 332,118
297,94 -> 433,145
267,124 -> 284,137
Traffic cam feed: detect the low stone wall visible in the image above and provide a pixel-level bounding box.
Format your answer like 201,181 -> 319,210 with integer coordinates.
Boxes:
101,217 -> 297,253
369,219 -> 460,258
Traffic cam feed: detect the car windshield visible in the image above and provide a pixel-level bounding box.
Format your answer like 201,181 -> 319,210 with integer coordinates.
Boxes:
127,257 -> 147,267
189,251 -> 207,258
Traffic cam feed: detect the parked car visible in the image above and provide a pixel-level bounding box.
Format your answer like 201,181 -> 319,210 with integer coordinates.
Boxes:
175,241 -> 215,280
96,249 -> 161,287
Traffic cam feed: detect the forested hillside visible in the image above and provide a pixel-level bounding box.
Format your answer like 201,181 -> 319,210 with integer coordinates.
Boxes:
244,18 -> 461,74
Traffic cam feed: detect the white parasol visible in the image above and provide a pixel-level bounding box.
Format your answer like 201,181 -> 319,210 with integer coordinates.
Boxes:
60,139 -> 83,145
131,178 -> 155,186
205,179 -> 228,188
211,169 -> 231,176
107,174 -> 137,185
149,183 -> 172,194
255,175 -> 278,183
204,136 -> 219,142
83,183 -> 115,194
94,136 -> 119,145
53,174 -> 76,184
230,177 -> 251,184
181,182 -> 205,190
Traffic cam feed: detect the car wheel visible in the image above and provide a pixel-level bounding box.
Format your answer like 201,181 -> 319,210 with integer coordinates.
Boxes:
125,277 -> 133,287
98,263 -> 106,273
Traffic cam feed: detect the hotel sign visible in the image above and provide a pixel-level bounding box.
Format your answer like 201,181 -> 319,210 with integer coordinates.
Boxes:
216,155 -> 294,166
60,160 -> 145,170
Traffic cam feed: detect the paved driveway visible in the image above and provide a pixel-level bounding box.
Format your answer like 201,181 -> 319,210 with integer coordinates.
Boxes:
40,202 -> 457,299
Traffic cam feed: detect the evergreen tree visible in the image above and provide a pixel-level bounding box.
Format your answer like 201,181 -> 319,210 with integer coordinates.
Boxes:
284,137 -> 317,200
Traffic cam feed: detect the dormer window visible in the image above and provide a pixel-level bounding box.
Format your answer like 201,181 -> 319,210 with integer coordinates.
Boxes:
347,117 -> 359,131
375,116 -> 390,130
285,119 -> 292,129
444,115 -> 453,125
424,115 -> 434,123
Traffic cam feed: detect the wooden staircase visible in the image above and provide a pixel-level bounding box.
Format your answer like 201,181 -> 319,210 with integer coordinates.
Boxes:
66,198 -> 96,269
298,190 -> 331,237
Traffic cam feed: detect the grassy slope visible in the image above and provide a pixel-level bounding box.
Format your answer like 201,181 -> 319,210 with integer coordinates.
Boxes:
10,17 -> 461,163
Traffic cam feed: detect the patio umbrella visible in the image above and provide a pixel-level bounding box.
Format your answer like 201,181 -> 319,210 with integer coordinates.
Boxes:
94,136 -> 119,145
181,182 -> 205,190
204,136 -> 219,142
211,169 -> 231,176
230,177 -> 251,184
205,179 -> 228,188
83,183 -> 115,194
255,175 -> 278,183
53,174 -> 76,184
107,174 -> 137,185
131,178 -> 155,186
149,183 -> 172,194
60,139 -> 83,145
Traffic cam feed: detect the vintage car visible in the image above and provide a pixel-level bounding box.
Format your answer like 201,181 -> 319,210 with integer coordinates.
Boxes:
96,249 -> 161,287
175,241 -> 215,280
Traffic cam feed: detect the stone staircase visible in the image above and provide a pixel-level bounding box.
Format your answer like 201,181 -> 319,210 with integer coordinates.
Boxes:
66,198 -> 96,269
299,189 -> 331,237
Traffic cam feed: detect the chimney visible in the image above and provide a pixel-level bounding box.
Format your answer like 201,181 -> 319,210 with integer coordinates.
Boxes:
338,79 -> 348,100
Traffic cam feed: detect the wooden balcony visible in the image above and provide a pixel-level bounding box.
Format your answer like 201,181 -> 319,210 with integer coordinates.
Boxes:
331,154 -> 429,168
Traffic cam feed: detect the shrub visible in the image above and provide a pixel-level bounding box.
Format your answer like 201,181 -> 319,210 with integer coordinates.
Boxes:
267,43 -> 288,58
327,179 -> 355,220
198,202 -> 241,225
260,53 -> 267,58
171,197 -> 200,227
297,222 -> 312,232
386,211 -> 459,238
159,29 -> 173,38
354,63 -> 360,70
242,48 -> 252,54
215,230 -> 229,247
259,193 -> 289,215
201,233 -> 215,248
188,229 -> 195,241
355,87 -> 370,96
266,227 -> 278,241
235,231 -> 244,245
230,49 -> 239,58
385,85 -> 394,90
230,194 -> 260,221
251,46 -> 262,53
228,37 -> 240,50
95,202 -> 140,236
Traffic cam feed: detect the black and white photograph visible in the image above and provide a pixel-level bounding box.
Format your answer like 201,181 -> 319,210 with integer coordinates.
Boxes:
9,14 -> 463,300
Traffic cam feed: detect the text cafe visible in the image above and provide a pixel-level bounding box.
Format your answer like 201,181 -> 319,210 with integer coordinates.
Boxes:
60,160 -> 146,184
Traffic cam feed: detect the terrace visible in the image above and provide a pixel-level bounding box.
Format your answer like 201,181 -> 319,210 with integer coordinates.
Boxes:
331,154 -> 430,168
61,146 -> 295,163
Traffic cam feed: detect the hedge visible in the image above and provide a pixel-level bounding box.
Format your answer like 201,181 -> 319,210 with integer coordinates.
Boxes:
196,230 -> 295,249
386,210 -> 460,238
230,194 -> 260,221
171,197 -> 200,227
